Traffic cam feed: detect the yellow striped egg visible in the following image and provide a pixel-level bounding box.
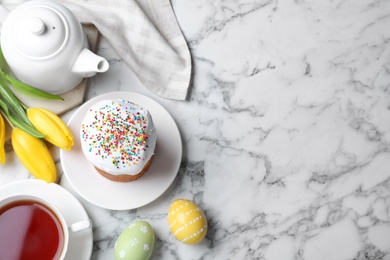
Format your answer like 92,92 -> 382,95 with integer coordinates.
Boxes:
168,198 -> 207,244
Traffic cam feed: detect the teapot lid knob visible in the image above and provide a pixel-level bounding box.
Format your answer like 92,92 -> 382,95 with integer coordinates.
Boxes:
1,4 -> 67,58
28,18 -> 45,35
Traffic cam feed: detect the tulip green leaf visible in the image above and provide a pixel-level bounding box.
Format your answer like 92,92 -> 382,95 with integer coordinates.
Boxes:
0,78 -> 32,126
0,47 -> 10,73
0,99 -> 45,139
0,70 -> 63,101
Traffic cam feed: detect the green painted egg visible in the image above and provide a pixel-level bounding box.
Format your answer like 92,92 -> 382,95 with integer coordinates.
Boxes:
114,221 -> 155,260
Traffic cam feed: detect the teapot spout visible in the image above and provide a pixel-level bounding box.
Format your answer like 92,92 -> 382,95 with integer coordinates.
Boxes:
72,48 -> 109,78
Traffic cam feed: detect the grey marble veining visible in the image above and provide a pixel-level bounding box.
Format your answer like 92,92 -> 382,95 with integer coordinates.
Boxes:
1,0 -> 390,259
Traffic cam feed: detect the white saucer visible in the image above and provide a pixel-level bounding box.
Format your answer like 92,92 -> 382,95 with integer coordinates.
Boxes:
60,91 -> 182,210
0,179 -> 93,260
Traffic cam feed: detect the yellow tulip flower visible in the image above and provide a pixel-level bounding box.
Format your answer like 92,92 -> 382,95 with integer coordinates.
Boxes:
0,113 -> 5,165
27,107 -> 74,150
12,127 -> 57,183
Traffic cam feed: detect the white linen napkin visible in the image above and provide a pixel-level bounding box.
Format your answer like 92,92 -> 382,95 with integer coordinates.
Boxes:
1,0 -> 192,100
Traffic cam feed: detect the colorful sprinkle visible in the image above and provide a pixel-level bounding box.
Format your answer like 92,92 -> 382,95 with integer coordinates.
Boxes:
81,100 -> 154,169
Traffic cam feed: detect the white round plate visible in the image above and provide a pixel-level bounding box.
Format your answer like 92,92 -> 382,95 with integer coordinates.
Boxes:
60,91 -> 182,210
0,179 -> 93,260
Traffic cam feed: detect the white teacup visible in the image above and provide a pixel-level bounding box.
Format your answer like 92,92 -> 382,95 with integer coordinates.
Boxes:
0,194 -> 91,260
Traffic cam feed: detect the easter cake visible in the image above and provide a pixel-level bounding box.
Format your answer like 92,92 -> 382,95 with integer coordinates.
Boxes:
80,99 -> 157,182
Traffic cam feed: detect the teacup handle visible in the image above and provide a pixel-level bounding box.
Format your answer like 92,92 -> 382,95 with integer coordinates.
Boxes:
69,219 -> 92,232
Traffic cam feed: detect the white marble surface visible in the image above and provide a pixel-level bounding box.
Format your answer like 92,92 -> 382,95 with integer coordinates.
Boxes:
1,0 -> 390,259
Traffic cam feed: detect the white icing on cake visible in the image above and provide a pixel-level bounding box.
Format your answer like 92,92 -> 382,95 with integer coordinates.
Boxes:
80,99 -> 157,175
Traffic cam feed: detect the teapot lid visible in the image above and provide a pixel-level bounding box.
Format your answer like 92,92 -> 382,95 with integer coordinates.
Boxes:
6,5 -> 67,59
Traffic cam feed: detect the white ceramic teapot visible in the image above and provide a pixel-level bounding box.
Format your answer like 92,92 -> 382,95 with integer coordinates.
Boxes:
0,0 -> 109,94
